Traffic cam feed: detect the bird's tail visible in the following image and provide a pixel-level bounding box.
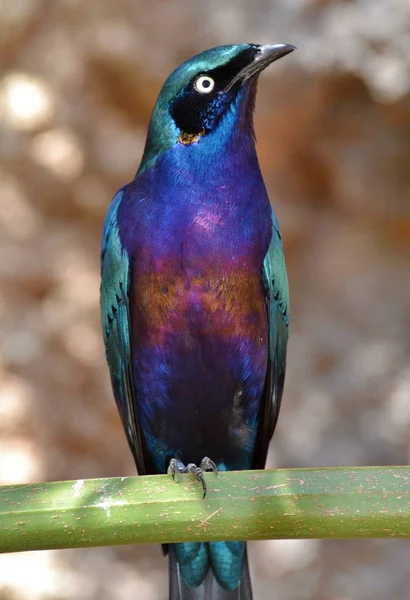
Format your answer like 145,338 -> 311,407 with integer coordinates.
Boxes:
168,543 -> 252,600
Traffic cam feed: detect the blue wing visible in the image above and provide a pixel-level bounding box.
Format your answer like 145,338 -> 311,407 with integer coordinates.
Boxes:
253,208 -> 289,468
100,188 -> 148,475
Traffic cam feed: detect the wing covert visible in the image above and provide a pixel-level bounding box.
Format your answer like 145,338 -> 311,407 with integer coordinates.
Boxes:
253,209 -> 289,469
100,188 -> 148,475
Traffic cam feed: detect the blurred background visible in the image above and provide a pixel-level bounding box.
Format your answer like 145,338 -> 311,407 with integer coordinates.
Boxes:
1,0 -> 410,598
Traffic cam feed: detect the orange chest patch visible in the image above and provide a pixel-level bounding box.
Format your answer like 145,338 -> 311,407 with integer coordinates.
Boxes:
131,270 -> 267,346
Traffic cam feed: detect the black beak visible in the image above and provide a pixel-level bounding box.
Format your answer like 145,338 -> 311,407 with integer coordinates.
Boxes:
225,44 -> 296,91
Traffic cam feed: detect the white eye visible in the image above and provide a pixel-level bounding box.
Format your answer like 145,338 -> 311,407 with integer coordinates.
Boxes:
194,75 -> 215,94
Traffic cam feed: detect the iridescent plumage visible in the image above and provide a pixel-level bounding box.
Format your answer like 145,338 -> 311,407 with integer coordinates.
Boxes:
101,43 -> 293,599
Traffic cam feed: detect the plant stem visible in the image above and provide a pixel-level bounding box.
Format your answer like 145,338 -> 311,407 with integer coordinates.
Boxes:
1,467 -> 409,553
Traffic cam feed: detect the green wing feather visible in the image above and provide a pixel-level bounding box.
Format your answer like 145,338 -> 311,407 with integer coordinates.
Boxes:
100,188 -> 148,475
253,209 -> 289,469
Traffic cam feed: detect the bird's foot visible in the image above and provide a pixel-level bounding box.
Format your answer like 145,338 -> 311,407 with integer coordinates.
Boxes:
167,457 -> 217,499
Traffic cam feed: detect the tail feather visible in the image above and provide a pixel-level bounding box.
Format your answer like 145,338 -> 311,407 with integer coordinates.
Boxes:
168,544 -> 252,600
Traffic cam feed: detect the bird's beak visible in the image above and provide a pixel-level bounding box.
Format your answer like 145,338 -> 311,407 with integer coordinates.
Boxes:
224,44 -> 296,92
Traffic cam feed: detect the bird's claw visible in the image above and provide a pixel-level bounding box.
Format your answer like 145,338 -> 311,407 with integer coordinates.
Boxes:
167,458 -> 185,480
167,457 -> 217,498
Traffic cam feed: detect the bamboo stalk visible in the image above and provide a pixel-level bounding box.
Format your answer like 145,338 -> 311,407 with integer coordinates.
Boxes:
1,467 -> 409,553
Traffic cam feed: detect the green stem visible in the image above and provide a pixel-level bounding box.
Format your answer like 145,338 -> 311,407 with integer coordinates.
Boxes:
1,467 -> 409,553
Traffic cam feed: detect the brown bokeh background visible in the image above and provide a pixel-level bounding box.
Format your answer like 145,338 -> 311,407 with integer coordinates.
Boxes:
1,1 -> 410,599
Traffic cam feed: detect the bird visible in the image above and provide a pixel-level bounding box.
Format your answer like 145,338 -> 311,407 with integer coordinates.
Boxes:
100,43 -> 293,600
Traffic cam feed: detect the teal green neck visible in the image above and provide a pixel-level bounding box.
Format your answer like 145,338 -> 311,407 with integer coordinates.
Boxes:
138,97 -> 179,173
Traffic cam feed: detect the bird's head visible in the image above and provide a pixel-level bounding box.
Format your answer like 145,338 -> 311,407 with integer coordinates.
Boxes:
139,43 -> 295,171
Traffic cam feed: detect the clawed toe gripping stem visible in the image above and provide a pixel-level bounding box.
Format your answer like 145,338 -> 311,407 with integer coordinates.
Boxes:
167,457 -> 217,498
